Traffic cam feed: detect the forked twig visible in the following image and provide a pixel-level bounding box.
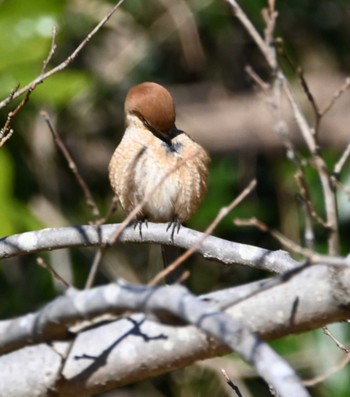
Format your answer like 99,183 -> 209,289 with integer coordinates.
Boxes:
262,0 -> 278,48
282,77 -> 340,255
234,217 -> 348,266
279,43 -> 350,139
0,0 -> 125,110
245,65 -> 270,92
322,326 -> 349,354
227,0 -> 341,255
225,0 -> 276,70
0,26 -> 59,147
234,217 -> 313,258
0,89 -> 32,147
277,44 -> 321,135
0,129 -> 14,147
41,25 -> 58,75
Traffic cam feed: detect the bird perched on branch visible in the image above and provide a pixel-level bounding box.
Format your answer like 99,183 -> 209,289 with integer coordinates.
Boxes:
109,82 -> 209,282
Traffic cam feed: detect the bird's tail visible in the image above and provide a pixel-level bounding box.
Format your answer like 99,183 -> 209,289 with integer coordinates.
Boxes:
161,245 -> 184,284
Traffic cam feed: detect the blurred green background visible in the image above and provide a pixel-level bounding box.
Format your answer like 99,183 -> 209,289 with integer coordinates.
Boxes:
1,0 -> 350,396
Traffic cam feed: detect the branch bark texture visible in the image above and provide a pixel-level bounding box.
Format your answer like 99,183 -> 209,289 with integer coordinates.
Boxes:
0,223 -> 299,273
1,263 -> 349,396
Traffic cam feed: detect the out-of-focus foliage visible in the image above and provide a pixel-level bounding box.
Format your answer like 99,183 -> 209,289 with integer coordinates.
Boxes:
0,0 -> 63,96
1,0 -> 350,396
0,150 -> 42,235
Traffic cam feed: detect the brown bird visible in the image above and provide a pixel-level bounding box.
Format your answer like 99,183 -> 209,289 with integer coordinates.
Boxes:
109,82 -> 209,282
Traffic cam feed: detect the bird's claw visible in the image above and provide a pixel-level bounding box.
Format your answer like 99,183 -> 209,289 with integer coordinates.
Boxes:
132,218 -> 148,239
166,218 -> 181,243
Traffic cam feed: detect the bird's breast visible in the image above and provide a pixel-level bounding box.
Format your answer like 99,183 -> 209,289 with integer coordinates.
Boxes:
133,144 -> 181,221
109,126 -> 209,223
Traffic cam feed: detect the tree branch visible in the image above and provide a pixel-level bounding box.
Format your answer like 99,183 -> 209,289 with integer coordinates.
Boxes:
0,223 -> 300,273
2,263 -> 350,396
226,0 -> 340,255
0,0 -> 125,110
0,281 -> 312,396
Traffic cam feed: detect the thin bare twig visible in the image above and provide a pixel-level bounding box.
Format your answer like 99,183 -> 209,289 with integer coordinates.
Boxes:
282,78 -> 318,154
41,112 -> 109,289
294,170 -> 328,228
279,43 -> 350,140
149,179 -> 257,286
268,70 -> 317,251
0,129 -> 14,147
247,52 -> 321,255
84,197 -> 119,289
278,51 -> 342,255
0,0 -> 125,110
303,353 -> 350,387
225,0 -> 276,70
245,65 -> 271,92
0,26 -> 58,146
282,78 -> 340,255
333,142 -> 350,177
234,217 -> 350,267
277,43 -> 322,135
234,217 -> 313,258
322,326 -> 349,354
41,25 -> 58,75
41,111 -> 100,217
221,369 -> 244,397
0,84 -> 20,134
85,248 -> 105,289
296,67 -> 321,136
0,88 -> 32,147
262,0 -> 278,48
320,77 -> 350,116
227,0 -> 340,255
36,257 -> 72,288
4,83 -> 20,104
234,217 -> 342,268
97,196 -> 119,226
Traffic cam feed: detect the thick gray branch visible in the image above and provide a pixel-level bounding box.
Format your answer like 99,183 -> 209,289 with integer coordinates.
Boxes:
0,281 -> 310,397
2,264 -> 350,396
0,223 -> 299,273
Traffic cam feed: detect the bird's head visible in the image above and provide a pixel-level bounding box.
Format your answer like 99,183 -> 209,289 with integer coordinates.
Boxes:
124,82 -> 176,138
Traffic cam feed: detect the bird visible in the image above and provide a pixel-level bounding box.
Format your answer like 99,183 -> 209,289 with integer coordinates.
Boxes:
108,82 -> 209,283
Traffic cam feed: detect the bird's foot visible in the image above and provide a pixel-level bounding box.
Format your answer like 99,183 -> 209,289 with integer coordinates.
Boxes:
132,218 -> 148,239
166,218 -> 181,243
